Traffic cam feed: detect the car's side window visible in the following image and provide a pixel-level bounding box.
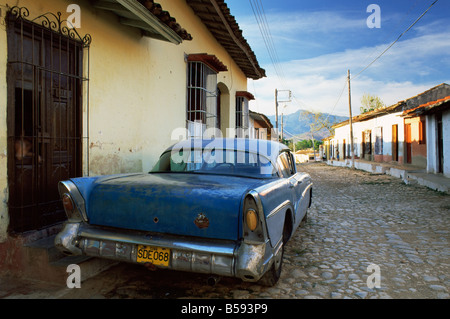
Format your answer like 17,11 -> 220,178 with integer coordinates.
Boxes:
277,152 -> 294,178
286,152 -> 297,175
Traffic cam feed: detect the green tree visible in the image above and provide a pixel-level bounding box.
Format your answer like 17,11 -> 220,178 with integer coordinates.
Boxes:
360,93 -> 385,114
295,139 -> 322,151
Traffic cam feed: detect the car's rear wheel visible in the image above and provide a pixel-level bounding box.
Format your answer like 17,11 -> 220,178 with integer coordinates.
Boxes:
300,212 -> 308,227
258,215 -> 291,286
258,243 -> 283,286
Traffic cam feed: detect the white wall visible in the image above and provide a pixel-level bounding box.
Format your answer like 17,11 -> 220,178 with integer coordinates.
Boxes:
426,114 -> 438,174
426,110 -> 450,177
443,109 -> 450,177
333,112 -> 404,161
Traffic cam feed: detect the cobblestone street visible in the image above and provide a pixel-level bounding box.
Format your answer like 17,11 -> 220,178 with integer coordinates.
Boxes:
2,163 -> 450,299
281,163 -> 450,299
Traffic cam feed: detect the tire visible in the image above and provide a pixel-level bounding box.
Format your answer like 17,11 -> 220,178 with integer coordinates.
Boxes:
258,243 -> 284,287
300,212 -> 308,227
258,216 -> 290,286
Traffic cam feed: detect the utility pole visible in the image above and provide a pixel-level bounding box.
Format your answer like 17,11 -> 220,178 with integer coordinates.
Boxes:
347,69 -> 355,168
275,89 -> 291,142
275,89 -> 279,141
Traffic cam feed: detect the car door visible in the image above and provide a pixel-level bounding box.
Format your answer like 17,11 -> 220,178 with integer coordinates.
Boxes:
287,152 -> 308,227
278,152 -> 304,226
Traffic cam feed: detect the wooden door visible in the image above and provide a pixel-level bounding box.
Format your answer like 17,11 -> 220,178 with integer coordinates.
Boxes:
7,14 -> 83,232
405,124 -> 412,164
392,124 -> 398,161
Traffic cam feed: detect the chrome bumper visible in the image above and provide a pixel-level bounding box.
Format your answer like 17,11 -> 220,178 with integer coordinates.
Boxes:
55,222 -> 275,282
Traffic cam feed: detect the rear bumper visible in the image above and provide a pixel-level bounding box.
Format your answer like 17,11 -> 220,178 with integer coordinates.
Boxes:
55,222 -> 274,282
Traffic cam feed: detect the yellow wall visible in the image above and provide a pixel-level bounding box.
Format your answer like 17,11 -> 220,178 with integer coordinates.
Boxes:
0,0 -> 251,240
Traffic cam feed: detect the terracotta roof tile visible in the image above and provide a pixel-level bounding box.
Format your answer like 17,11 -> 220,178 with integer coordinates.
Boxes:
138,0 -> 193,40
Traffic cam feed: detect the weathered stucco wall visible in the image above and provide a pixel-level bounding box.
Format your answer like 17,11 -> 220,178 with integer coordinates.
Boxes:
0,4 -> 8,241
84,0 -> 249,174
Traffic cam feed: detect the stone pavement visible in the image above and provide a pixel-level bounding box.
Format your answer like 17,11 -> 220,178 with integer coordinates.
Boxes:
328,158 -> 450,194
1,163 -> 449,299
281,163 -> 449,299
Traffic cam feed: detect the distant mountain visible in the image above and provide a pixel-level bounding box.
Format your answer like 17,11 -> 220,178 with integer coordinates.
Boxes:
267,110 -> 348,141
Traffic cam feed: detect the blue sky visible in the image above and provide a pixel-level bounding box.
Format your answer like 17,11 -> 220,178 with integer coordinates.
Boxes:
226,0 -> 450,117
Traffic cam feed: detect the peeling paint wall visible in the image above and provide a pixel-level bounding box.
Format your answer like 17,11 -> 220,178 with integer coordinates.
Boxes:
0,3 -> 8,242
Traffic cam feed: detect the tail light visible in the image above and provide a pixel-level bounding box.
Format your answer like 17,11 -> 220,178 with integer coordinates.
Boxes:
243,194 -> 265,244
62,194 -> 74,212
58,181 -> 88,222
246,209 -> 258,231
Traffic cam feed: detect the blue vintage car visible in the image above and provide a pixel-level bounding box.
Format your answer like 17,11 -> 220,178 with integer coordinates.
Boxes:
55,138 -> 312,286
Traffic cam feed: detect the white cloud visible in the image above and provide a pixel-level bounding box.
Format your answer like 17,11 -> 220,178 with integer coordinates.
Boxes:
249,28 -> 450,117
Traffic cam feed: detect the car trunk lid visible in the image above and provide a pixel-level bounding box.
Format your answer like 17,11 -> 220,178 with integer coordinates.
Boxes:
82,173 -> 264,241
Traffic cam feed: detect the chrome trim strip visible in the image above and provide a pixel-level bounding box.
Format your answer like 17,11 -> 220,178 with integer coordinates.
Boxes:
78,223 -> 236,256
302,183 -> 313,198
266,200 -> 290,219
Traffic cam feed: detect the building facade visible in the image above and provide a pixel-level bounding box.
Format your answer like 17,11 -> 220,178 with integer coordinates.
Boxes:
403,96 -> 450,177
0,0 -> 265,273
327,84 -> 450,177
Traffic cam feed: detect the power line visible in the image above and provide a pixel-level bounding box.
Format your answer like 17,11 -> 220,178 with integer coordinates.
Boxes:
357,0 -> 422,69
249,0 -> 288,89
321,77 -> 348,124
352,0 -> 439,80
325,0 -> 439,122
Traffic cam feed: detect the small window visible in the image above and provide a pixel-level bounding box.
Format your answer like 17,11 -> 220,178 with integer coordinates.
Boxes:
186,61 -> 218,137
186,55 -> 227,138
236,96 -> 249,137
235,91 -> 254,138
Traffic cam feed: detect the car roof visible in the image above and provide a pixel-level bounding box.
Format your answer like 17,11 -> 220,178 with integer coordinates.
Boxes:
165,138 -> 290,163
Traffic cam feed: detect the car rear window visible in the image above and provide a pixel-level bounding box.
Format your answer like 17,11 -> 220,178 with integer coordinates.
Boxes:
151,148 -> 278,178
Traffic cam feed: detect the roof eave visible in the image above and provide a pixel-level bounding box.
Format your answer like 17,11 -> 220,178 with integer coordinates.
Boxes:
186,0 -> 265,80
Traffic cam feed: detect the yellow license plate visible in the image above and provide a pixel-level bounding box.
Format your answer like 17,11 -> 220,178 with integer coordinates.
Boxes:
136,245 -> 170,267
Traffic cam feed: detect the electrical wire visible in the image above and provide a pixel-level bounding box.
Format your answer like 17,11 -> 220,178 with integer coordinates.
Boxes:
249,0 -> 439,129
323,0 -> 439,123
352,0 -> 439,80
357,0 -> 421,69
249,0 -> 288,89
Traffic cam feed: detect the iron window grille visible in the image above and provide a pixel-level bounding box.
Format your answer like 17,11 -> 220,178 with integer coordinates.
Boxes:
236,96 -> 249,138
186,61 -> 219,138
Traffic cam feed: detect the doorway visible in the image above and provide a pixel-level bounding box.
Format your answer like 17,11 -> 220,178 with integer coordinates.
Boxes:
405,124 -> 412,164
436,114 -> 443,173
392,124 -> 398,161
7,12 -> 85,233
